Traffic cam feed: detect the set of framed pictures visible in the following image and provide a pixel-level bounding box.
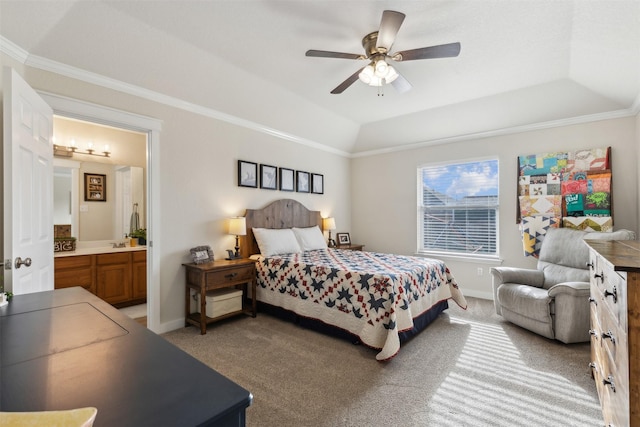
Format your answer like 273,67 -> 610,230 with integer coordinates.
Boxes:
238,160 -> 324,194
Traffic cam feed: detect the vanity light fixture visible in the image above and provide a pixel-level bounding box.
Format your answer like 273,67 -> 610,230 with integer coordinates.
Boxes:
53,138 -> 111,158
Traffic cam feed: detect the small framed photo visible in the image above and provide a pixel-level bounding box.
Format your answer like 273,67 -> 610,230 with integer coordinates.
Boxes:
260,164 -> 277,190
238,160 -> 258,188
84,173 -> 106,202
337,233 -> 351,245
296,171 -> 310,193
311,173 -> 324,194
190,245 -> 214,264
279,167 -> 294,192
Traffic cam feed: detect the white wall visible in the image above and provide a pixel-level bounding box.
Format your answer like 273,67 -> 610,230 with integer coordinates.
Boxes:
351,116 -> 639,299
1,60 -> 351,329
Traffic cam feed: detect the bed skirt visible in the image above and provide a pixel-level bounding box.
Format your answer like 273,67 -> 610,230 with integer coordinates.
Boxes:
257,299 -> 450,354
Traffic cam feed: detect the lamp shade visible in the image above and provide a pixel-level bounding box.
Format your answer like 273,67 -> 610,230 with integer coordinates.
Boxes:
323,217 -> 336,231
228,217 -> 247,236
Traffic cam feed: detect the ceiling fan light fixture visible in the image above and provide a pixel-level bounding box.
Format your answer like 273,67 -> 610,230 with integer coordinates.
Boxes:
374,58 -> 388,77
358,64 -> 375,84
368,75 -> 383,87
385,65 -> 399,83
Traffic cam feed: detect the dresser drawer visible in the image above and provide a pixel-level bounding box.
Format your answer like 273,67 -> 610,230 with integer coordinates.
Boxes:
600,264 -> 627,332
205,264 -> 255,286
595,338 -> 628,425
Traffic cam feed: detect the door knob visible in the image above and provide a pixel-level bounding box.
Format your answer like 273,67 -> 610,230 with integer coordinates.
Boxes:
14,257 -> 32,269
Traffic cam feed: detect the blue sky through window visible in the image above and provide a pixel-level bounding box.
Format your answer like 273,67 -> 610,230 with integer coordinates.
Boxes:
422,160 -> 498,200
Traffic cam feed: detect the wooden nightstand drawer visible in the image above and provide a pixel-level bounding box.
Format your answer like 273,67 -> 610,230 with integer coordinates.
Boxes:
206,265 -> 255,286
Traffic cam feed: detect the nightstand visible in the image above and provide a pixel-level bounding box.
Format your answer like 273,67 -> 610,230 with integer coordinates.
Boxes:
335,244 -> 364,251
183,258 -> 257,334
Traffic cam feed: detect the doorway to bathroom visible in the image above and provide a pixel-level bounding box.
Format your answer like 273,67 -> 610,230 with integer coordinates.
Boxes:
42,91 -> 161,333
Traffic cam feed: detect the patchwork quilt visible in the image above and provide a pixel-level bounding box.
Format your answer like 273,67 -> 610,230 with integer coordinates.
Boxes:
254,249 -> 467,361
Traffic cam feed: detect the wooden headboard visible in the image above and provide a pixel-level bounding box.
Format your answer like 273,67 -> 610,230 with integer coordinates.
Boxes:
241,199 -> 322,258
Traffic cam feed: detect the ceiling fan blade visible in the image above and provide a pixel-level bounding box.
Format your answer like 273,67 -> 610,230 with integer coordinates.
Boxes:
391,73 -> 412,94
306,50 -> 364,60
393,42 -> 461,61
376,10 -> 406,52
331,68 -> 364,94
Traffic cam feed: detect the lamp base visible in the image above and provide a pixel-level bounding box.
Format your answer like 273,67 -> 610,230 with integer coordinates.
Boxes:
225,236 -> 242,260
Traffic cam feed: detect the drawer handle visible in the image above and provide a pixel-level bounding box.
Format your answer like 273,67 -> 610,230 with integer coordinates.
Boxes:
602,330 -> 616,344
604,286 -> 617,303
225,272 -> 238,280
588,362 -> 597,371
603,375 -> 616,392
588,297 -> 597,306
589,329 -> 599,339
586,261 -> 594,270
593,272 -> 604,283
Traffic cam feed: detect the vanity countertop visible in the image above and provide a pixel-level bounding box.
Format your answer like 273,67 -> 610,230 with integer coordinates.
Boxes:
54,245 -> 146,258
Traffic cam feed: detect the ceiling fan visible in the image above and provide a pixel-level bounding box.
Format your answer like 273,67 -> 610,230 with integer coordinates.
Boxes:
306,10 -> 461,94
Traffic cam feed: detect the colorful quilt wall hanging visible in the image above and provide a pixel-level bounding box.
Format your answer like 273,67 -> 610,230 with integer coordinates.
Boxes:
517,147 -> 612,257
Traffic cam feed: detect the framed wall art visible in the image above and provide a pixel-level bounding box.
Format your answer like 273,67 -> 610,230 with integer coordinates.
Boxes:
260,164 -> 277,190
238,160 -> 258,188
296,170 -> 310,193
311,173 -> 324,194
84,173 -> 106,202
279,167 -> 294,192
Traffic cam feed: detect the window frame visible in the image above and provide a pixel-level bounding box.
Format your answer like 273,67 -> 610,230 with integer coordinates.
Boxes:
417,157 -> 500,260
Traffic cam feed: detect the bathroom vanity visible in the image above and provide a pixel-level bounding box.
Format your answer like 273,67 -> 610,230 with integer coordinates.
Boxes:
54,246 -> 146,307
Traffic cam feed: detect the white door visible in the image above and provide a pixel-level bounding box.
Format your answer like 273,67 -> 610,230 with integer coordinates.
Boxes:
3,67 -> 54,294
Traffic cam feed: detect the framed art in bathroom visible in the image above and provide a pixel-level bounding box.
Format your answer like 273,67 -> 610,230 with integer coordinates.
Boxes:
84,173 -> 106,202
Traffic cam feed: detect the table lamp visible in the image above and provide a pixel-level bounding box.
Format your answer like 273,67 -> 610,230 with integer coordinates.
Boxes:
323,217 -> 336,247
227,217 -> 247,259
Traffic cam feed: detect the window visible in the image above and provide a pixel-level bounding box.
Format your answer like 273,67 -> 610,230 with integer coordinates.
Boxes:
418,159 -> 499,257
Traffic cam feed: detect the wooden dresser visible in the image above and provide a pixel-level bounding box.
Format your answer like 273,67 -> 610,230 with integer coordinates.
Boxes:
585,240 -> 640,426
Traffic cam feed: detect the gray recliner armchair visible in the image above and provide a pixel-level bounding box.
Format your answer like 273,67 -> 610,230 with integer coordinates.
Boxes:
491,227 -> 635,343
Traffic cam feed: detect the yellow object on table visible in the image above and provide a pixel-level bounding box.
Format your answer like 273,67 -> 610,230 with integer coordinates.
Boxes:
0,407 -> 97,427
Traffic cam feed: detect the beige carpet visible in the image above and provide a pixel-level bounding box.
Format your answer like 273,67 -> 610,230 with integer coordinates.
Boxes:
162,297 -> 603,427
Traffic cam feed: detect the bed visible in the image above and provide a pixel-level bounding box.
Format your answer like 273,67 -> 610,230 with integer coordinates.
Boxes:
242,199 -> 467,361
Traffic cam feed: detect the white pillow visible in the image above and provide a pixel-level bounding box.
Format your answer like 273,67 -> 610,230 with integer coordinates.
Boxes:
252,228 -> 301,256
292,226 -> 328,251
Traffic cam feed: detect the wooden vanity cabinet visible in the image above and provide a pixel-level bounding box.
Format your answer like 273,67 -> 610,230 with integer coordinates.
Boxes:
55,250 -> 146,307
132,250 -> 147,300
96,252 -> 132,305
54,255 -> 95,294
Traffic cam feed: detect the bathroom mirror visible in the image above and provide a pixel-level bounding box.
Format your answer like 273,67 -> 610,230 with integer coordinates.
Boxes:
52,115 -> 147,243
54,159 -> 145,242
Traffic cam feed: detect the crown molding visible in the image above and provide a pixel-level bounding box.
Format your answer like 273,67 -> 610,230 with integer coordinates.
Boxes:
1,35 -> 350,158
0,35 -> 29,63
351,108 -> 638,158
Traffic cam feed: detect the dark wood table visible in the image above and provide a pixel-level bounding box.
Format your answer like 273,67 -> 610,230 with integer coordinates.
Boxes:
0,287 -> 252,426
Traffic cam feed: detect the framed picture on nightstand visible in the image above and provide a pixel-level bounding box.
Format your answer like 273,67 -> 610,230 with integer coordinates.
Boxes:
337,232 -> 351,245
